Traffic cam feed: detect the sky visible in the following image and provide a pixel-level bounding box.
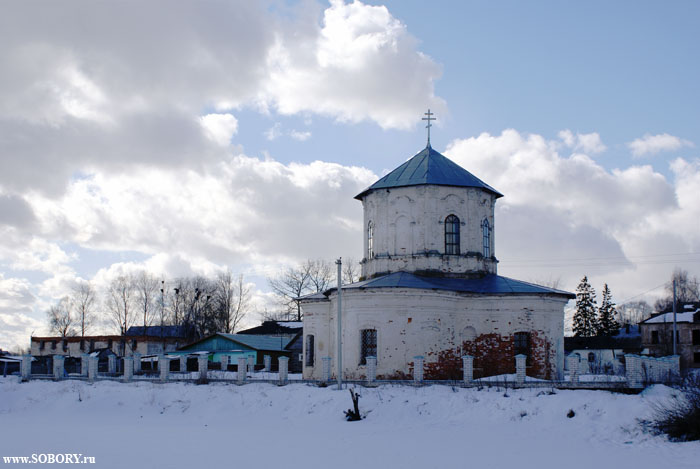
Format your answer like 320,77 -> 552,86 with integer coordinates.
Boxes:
1,0 -> 699,351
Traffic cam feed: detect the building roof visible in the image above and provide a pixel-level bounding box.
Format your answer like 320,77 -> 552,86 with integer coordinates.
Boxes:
180,333 -> 292,352
313,271 -> 574,299
237,321 -> 302,336
125,325 -> 188,338
641,306 -> 700,324
355,145 -> 503,200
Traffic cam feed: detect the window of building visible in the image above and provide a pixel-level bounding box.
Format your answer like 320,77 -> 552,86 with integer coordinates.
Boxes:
89,339 -> 95,352
39,341 -> 45,350
651,330 -> 659,344
62,339 -> 68,352
51,340 -> 56,350
305,335 -> 315,367
367,222 -> 374,259
444,215 -> 460,255
132,339 -> 138,351
108,339 -> 113,349
588,352 -> 595,363
482,219 -> 491,258
79,340 -> 85,351
360,329 -> 377,365
693,330 -> 700,346
514,332 -> 530,360
695,352 -> 700,364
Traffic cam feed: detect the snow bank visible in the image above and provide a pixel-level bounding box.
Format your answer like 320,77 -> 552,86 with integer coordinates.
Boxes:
0,378 -> 698,469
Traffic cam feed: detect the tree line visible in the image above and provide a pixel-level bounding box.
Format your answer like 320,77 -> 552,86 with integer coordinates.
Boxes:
47,270 -> 251,341
45,257 -> 360,340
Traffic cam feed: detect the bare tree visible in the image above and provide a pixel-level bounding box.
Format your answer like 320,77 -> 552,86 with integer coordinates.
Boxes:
215,270 -> 251,333
47,297 -> 76,337
654,268 -> 700,312
134,270 -> 159,333
71,281 -> 96,337
268,262 -> 313,321
617,300 -> 653,326
306,259 -> 334,293
342,258 -> 360,284
106,274 -> 135,335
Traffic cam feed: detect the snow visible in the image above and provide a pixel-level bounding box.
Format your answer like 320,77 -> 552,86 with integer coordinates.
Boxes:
643,309 -> 698,323
1,378 -> 699,469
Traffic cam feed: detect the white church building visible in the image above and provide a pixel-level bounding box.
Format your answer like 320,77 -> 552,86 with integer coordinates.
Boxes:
301,138 -> 574,381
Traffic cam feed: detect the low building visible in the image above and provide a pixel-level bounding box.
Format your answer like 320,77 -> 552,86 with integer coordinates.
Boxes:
237,321 -> 303,372
176,333 -> 293,369
30,326 -> 189,358
639,302 -> 700,369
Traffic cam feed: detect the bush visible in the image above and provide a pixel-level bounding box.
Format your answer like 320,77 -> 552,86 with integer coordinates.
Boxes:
651,377 -> 700,441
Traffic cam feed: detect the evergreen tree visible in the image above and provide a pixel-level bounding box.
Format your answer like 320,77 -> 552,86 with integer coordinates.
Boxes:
597,284 -> 620,336
573,276 -> 598,337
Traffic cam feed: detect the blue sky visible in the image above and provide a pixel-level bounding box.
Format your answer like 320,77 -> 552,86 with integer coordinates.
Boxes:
1,0 -> 698,350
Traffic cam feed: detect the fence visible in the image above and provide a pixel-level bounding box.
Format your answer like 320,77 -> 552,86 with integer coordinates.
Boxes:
14,352 -> 681,391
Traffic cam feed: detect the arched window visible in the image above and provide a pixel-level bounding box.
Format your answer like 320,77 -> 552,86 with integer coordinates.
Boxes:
444,215 -> 460,255
482,219 -> 491,257
367,221 -> 374,259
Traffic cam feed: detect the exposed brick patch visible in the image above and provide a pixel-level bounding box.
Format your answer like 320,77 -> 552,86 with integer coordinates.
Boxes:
420,331 -> 554,380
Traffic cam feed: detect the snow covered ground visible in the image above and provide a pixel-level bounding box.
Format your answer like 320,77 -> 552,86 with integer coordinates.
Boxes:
1,377 -> 698,468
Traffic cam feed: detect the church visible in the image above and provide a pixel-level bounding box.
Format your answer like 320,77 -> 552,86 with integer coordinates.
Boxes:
301,120 -> 574,381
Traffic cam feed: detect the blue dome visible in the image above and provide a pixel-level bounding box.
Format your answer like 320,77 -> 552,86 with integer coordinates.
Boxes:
355,145 -> 503,200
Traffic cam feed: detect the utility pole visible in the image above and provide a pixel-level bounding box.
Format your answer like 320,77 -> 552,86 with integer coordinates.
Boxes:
336,257 -> 343,390
672,278 -> 677,355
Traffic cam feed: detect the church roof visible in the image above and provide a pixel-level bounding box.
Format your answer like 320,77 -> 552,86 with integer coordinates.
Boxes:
323,272 -> 574,299
355,145 -> 503,200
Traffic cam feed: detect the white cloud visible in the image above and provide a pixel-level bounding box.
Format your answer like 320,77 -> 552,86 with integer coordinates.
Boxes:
558,130 -> 606,154
445,130 -> 700,301
265,122 -> 282,141
627,133 -> 694,157
200,113 -> 238,146
289,130 -> 312,141
262,0 -> 446,129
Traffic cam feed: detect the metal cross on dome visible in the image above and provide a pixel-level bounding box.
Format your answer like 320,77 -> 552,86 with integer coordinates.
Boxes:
422,109 -> 436,147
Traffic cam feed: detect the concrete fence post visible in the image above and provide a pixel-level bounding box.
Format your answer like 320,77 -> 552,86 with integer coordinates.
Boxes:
88,356 -> 98,382
123,356 -> 133,382
366,356 -> 377,385
247,355 -> 255,374
21,354 -> 31,382
322,356 -> 332,382
159,356 -> 170,381
278,357 -> 289,385
80,353 -> 89,377
237,357 -> 247,384
179,355 -> 187,373
413,356 -> 424,384
133,352 -> 142,374
220,355 -> 229,373
625,354 -> 643,389
108,355 -> 116,375
53,355 -> 65,380
197,355 -> 208,382
567,353 -> 580,385
462,355 -> 474,385
515,354 -> 527,385
264,355 -> 271,372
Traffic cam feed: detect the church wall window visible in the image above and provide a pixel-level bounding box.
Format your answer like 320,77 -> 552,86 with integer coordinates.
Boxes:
514,332 -> 530,362
444,215 -> 460,255
360,329 -> 377,365
482,219 -> 491,258
367,221 -> 374,259
305,335 -> 315,367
